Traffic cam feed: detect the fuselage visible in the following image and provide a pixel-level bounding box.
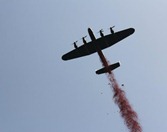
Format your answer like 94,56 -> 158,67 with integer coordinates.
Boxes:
88,28 -> 111,73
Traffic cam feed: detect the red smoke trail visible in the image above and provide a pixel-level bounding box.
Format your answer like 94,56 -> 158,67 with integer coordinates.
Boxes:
108,72 -> 142,132
99,56 -> 142,132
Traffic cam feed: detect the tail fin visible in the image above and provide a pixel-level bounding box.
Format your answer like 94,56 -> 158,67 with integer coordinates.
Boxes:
96,62 -> 120,75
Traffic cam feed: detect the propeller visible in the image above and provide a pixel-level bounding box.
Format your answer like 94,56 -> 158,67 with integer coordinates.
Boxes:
72,40 -> 78,44
110,26 -> 115,29
97,29 -> 104,33
81,35 -> 87,40
108,26 -> 115,30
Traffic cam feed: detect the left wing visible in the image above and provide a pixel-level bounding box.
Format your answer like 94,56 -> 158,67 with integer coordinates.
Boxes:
62,28 -> 135,61
62,41 -> 97,61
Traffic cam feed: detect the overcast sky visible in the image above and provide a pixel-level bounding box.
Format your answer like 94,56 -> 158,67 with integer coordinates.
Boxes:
1,0 -> 167,132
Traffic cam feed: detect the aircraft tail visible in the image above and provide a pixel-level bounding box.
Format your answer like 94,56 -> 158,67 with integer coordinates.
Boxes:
96,62 -> 120,74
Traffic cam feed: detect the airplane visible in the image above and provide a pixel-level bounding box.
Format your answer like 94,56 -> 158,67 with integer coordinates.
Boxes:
62,27 -> 135,74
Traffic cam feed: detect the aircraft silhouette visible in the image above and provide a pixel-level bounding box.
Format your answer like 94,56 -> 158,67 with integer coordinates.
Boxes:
62,27 -> 135,74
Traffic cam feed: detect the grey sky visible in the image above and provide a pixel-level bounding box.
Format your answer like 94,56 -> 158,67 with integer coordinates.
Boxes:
1,0 -> 167,132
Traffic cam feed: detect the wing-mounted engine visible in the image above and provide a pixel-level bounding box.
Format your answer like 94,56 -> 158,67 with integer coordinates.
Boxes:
96,62 -> 120,74
81,36 -> 87,44
109,26 -> 115,34
98,29 -> 104,37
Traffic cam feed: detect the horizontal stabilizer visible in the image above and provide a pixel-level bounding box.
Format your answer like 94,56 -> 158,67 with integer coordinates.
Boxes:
96,62 -> 120,74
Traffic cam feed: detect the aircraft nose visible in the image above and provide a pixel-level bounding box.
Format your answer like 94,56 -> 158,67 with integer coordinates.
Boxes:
88,28 -> 91,32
